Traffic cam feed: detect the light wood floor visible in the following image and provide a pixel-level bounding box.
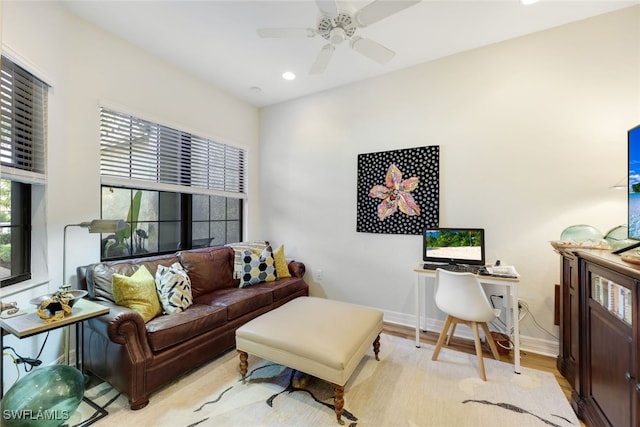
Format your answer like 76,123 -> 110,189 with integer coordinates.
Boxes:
382,322 -> 586,426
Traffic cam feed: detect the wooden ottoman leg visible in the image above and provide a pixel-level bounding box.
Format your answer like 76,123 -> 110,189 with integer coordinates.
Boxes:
373,334 -> 381,361
332,383 -> 345,425
238,350 -> 248,382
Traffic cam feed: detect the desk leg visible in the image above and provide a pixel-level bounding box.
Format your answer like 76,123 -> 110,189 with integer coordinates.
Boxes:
506,286 -> 521,374
512,286 -> 521,374
415,274 -> 421,348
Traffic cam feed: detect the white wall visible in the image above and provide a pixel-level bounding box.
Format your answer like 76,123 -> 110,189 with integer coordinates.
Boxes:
1,0 -> 259,390
260,6 -> 640,355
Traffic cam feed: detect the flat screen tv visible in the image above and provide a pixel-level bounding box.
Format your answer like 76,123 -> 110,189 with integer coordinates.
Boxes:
626,125 -> 640,244
423,228 -> 485,266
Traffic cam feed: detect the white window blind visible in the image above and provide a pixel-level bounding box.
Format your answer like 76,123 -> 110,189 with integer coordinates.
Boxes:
0,56 -> 48,185
99,107 -> 247,197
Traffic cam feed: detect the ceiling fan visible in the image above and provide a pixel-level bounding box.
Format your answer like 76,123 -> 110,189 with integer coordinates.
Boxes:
257,0 -> 421,74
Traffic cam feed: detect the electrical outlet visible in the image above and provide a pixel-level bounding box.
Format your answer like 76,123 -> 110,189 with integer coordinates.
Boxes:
315,269 -> 323,281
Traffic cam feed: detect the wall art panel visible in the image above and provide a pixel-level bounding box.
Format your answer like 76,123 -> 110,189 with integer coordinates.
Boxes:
357,146 -> 439,234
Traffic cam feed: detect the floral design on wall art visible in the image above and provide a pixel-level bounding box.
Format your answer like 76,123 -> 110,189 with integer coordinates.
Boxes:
357,146 -> 439,234
369,164 -> 420,220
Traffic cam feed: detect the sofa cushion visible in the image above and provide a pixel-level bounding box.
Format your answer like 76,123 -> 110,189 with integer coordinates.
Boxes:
195,287 -> 274,320
112,265 -> 162,323
91,263 -> 136,302
87,255 -> 180,301
155,262 -> 193,314
255,277 -> 308,302
145,304 -> 227,352
240,246 -> 277,288
179,247 -> 236,298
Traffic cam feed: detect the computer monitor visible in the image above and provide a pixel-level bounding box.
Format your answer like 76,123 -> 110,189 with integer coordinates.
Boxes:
422,228 -> 486,266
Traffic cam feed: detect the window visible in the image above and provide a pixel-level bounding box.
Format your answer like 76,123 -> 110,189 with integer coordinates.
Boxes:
99,108 -> 246,260
191,194 -> 242,248
0,56 -> 48,287
0,180 -> 31,285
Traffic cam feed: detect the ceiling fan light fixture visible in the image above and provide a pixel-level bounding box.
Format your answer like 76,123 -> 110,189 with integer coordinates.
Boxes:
257,0 -> 420,75
329,27 -> 347,44
282,71 -> 296,80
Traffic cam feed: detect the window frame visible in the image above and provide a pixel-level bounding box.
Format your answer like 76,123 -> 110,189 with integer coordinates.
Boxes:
0,55 -> 48,288
100,186 -> 243,261
98,106 -> 247,261
0,180 -> 31,287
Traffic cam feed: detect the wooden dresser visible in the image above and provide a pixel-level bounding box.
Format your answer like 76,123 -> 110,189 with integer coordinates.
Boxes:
557,248 -> 639,427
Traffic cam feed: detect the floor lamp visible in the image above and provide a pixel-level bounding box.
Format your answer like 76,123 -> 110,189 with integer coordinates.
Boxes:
62,219 -> 126,364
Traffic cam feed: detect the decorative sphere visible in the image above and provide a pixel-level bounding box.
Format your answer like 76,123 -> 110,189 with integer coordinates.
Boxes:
560,225 -> 603,243
605,225 -> 635,250
2,365 -> 84,427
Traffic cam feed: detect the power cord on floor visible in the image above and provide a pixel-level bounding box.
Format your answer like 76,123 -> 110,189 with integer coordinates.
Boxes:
2,351 -> 21,382
2,330 -> 49,373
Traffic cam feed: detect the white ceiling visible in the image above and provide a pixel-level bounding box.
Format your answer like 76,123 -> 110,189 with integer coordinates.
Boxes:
60,0 -> 639,108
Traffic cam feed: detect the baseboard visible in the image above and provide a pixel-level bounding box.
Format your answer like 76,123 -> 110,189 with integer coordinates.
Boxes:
382,309 -> 559,358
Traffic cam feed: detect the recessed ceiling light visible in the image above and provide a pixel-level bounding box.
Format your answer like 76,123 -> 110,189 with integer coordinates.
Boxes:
282,71 -> 296,81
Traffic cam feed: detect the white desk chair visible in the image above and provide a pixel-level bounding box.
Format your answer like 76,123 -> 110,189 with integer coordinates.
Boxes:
431,268 -> 501,381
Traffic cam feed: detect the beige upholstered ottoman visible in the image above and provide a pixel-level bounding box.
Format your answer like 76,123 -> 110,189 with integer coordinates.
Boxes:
235,296 -> 383,424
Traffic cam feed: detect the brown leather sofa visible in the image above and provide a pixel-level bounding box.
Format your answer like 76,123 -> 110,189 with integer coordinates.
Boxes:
76,245 -> 308,410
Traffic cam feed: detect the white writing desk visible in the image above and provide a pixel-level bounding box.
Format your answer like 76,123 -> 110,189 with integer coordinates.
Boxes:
414,266 -> 521,374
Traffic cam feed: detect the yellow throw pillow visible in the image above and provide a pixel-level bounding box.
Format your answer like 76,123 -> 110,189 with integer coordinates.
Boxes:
273,244 -> 291,279
112,265 -> 162,322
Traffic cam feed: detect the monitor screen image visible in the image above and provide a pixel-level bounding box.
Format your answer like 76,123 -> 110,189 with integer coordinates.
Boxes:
628,124 -> 640,240
423,228 -> 485,266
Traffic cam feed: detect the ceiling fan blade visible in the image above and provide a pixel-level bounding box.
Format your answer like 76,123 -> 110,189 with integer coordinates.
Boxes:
355,0 -> 421,27
315,0 -> 338,18
351,36 -> 395,64
310,44 -> 336,74
256,28 -> 316,38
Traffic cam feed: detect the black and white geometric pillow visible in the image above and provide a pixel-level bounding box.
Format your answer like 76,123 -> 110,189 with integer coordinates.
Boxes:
225,241 -> 268,279
155,262 -> 193,314
240,245 -> 277,288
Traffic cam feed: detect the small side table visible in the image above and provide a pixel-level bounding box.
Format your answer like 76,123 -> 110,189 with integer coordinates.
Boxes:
1,298 -> 109,404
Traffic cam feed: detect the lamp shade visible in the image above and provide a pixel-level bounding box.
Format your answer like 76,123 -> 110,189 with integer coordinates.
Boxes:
79,219 -> 127,233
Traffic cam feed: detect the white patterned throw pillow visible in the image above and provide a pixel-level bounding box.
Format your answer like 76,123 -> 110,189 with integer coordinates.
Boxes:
155,262 -> 193,314
240,245 -> 277,288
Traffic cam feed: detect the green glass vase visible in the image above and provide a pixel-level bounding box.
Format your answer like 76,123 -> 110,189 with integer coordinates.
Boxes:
1,365 -> 84,427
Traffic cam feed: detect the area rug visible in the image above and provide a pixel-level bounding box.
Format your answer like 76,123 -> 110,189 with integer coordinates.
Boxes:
67,334 -> 579,427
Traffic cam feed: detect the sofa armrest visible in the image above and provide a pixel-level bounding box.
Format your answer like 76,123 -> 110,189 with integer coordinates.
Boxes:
288,261 -> 306,278
82,298 -> 154,410
87,299 -> 152,355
